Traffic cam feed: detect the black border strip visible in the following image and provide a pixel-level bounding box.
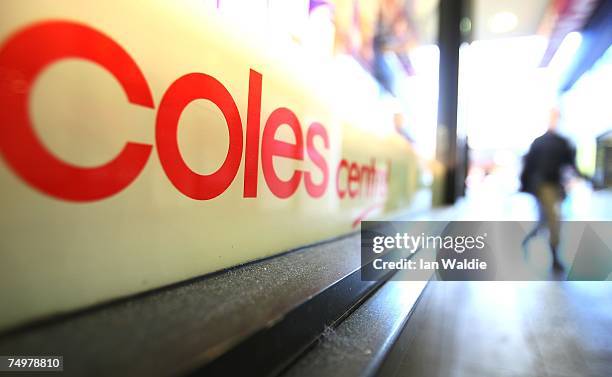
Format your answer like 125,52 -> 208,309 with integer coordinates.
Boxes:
187,247 -> 413,377
0,231 -> 359,339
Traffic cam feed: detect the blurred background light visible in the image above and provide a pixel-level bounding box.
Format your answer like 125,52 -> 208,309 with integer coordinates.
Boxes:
489,11 -> 519,34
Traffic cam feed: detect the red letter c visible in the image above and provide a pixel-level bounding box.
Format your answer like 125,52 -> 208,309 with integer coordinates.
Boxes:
0,21 -> 154,201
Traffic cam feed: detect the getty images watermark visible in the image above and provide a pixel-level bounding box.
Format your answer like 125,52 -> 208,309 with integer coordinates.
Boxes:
361,221 -> 612,281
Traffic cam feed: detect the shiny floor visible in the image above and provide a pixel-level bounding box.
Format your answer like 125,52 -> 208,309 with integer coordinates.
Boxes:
386,281 -> 612,377
386,179 -> 612,377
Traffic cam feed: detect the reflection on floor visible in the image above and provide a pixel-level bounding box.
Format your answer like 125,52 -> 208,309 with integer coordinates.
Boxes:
386,179 -> 612,377
386,281 -> 612,377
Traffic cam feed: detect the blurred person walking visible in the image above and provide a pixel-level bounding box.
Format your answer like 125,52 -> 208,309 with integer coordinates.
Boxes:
520,108 -> 579,270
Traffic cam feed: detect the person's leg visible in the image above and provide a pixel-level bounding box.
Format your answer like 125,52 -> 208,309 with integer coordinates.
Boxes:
537,184 -> 562,269
522,201 -> 545,249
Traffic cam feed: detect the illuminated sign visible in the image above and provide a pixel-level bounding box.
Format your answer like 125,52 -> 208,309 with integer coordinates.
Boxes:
0,1 -> 420,331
